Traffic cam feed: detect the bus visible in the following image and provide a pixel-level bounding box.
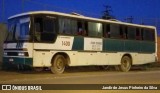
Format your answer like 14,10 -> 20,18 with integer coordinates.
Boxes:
3,11 -> 157,74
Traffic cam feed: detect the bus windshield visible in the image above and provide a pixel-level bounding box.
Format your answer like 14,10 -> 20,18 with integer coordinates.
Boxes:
6,16 -> 31,42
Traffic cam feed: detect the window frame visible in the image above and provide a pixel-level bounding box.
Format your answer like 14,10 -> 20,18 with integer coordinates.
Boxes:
33,14 -> 58,43
143,28 -> 155,42
126,26 -> 136,40
110,23 -> 120,39
88,21 -> 103,37
103,23 -> 111,38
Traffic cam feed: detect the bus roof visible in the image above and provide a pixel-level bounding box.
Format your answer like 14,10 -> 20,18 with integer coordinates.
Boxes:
8,11 -> 156,29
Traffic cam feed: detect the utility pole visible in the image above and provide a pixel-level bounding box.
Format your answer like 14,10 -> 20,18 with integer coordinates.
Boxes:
2,0 -> 5,22
125,16 -> 134,23
102,5 -> 115,19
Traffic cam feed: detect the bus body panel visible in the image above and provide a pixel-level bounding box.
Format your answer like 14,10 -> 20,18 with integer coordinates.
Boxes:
31,35 -> 157,67
3,43 -> 34,67
3,36 -> 157,68
31,51 -> 156,67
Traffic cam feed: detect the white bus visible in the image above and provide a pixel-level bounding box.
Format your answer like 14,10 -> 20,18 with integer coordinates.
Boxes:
3,11 -> 157,74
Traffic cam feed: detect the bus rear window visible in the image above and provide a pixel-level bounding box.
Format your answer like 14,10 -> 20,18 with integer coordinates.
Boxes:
143,28 -> 155,41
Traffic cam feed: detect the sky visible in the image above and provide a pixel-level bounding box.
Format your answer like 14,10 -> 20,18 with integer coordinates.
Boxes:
0,0 -> 160,24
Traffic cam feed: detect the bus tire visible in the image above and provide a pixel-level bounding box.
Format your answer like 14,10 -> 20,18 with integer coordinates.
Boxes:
119,56 -> 132,72
51,55 -> 66,74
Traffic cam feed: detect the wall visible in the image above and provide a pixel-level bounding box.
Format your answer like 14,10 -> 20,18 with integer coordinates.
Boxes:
0,23 -> 7,63
157,36 -> 160,62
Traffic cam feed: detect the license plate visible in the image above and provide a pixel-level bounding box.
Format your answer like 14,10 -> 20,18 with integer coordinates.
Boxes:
9,58 -> 14,62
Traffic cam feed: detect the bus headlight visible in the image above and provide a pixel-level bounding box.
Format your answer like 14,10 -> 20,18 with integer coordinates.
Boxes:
18,52 -> 25,56
4,52 -> 7,56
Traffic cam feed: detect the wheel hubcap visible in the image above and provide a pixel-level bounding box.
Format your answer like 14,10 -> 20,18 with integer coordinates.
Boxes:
122,59 -> 130,69
56,58 -> 64,70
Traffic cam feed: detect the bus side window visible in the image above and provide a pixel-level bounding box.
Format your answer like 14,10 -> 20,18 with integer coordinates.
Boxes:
143,28 -> 155,41
110,24 -> 119,38
34,17 -> 43,41
59,18 -> 77,35
41,18 -> 57,42
151,29 -> 155,41
34,23 -> 41,41
141,28 -> 144,40
88,22 -> 102,37
77,21 -> 83,35
148,30 -> 155,41
34,18 -> 43,32
136,28 -> 141,40
124,26 -> 128,39
104,24 -> 110,38
119,25 -> 123,38
118,26 -> 128,39
35,23 -> 40,32
128,26 -> 136,40
84,21 -> 88,36
77,21 -> 87,36
43,18 -> 55,33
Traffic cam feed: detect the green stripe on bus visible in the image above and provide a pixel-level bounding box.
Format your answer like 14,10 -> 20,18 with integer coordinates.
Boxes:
140,41 -> 155,53
3,57 -> 33,66
124,40 -> 141,52
72,36 -> 84,50
103,38 -> 155,53
103,39 -> 124,52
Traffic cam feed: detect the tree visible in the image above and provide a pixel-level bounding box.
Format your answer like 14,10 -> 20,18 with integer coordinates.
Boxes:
101,5 -> 115,19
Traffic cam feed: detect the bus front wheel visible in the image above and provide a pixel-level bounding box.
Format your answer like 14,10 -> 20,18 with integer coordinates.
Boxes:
119,56 -> 132,72
51,55 -> 66,74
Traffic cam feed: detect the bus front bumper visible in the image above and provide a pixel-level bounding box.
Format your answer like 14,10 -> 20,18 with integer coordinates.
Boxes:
3,57 -> 33,67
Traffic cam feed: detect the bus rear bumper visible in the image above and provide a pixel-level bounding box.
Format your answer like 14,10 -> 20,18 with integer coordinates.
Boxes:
2,57 -> 33,67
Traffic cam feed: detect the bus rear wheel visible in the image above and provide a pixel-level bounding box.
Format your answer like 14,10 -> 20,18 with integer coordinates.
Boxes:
51,55 -> 66,74
119,56 -> 132,72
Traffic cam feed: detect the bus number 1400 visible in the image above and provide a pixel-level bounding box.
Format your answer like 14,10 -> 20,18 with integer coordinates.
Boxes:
62,41 -> 70,46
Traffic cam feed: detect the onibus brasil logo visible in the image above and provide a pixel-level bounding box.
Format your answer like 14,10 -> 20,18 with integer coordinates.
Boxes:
2,85 -> 42,90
